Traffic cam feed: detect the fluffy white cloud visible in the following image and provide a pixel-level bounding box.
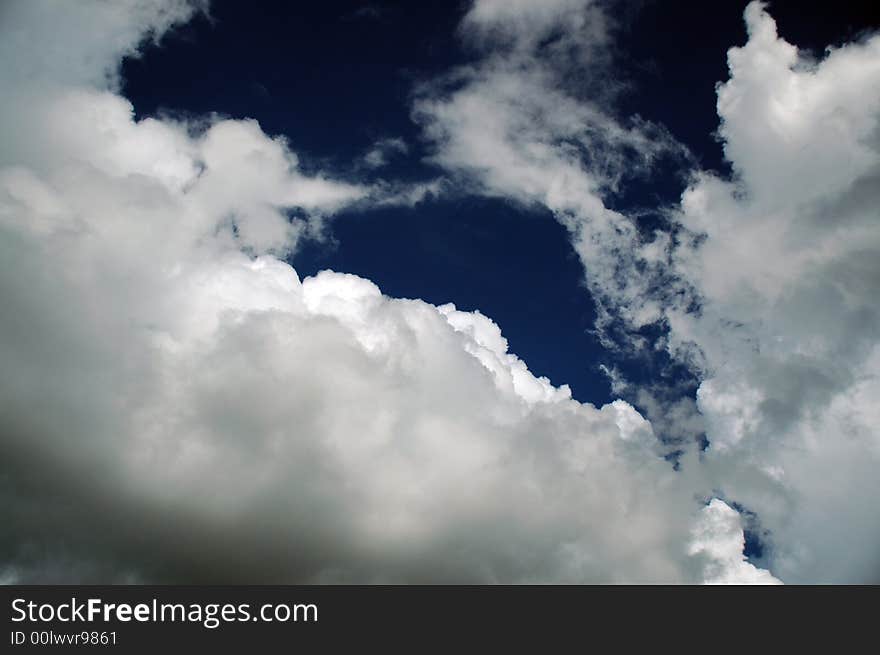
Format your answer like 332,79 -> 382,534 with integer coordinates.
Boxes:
0,0 -> 740,584
688,499 -> 780,585
0,161 -> 709,582
0,0 -> 205,91
669,3 -> 880,583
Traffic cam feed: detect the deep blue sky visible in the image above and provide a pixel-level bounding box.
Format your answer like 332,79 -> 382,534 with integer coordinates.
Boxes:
121,0 -> 879,408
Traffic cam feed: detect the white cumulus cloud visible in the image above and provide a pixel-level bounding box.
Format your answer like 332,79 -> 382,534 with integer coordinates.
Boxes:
669,3 -> 880,583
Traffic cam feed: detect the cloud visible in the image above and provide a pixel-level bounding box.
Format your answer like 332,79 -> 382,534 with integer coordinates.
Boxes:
363,137 -> 409,169
416,0 -> 880,582
0,0 -> 738,584
688,499 -> 780,585
0,0 -> 206,92
667,3 -> 880,583
9,0 -> 872,585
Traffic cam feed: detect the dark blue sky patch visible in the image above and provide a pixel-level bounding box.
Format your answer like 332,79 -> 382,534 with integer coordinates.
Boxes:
729,501 -> 772,565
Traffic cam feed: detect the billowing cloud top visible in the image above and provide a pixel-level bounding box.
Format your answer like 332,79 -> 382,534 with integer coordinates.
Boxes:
2,0 -> 877,584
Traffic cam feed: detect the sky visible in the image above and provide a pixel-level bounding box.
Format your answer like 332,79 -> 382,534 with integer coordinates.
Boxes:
0,0 -> 878,584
